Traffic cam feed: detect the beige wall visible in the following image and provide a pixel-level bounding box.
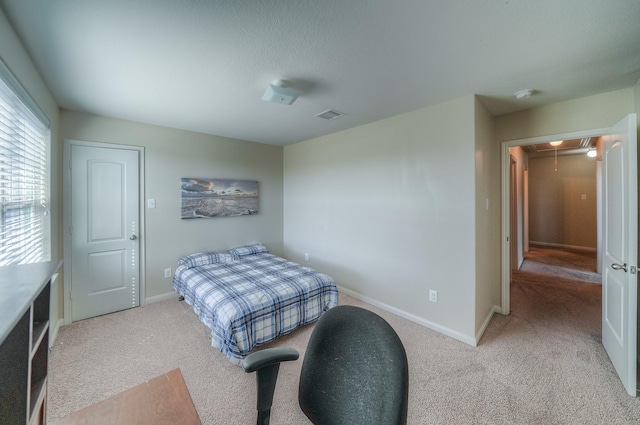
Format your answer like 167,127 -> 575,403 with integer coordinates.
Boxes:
496,87 -> 637,333
3,0 -> 638,348
635,79 -> 640,120
284,96 -> 480,342
496,88 -> 635,142
508,146 -> 527,266
528,154 -> 597,250
496,88 -> 637,257
474,97 -> 501,336
635,78 -> 639,365
2,4 -> 284,330
0,9 -> 63,337
61,111 -> 284,299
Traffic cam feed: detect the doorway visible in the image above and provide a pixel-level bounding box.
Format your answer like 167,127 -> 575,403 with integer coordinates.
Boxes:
501,128 -> 608,314
500,115 -> 638,396
512,139 -> 600,280
63,139 -> 146,323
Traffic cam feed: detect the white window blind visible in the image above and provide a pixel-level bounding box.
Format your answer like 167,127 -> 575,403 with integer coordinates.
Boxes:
0,61 -> 51,266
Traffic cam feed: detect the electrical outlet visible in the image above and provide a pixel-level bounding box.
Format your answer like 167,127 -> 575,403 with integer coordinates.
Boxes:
304,253 -> 309,261
164,268 -> 172,278
429,290 -> 438,303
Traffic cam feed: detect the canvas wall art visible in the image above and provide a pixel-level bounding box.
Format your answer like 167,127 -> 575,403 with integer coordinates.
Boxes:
181,178 -> 259,219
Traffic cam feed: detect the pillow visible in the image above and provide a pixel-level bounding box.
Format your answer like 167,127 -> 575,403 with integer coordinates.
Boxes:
178,252 -> 238,269
227,244 -> 269,257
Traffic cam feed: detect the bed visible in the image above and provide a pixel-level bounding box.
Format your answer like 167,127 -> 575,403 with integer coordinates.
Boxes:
172,244 -> 339,364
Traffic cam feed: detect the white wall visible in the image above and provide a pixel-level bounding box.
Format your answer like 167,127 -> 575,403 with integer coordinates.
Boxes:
61,111 -> 284,299
0,8 -> 63,337
284,96 -> 479,342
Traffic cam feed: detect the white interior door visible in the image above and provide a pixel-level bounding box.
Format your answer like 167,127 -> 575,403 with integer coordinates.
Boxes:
70,144 -> 140,321
601,113 -> 638,396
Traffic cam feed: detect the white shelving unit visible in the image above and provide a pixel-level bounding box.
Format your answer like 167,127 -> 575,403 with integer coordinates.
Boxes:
0,261 -> 61,425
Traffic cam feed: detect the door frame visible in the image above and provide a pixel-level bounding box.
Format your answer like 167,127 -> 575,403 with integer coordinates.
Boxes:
509,155 -> 518,272
500,127 -> 608,315
63,139 -> 146,324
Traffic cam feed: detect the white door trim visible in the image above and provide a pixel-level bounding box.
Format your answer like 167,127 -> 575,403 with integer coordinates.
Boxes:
500,127 -> 608,315
63,139 -> 146,324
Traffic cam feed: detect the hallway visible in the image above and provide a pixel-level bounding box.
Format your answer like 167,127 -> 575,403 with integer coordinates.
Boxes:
510,245 -> 601,336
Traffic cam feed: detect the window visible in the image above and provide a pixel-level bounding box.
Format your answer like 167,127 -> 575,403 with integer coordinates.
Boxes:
0,60 -> 51,266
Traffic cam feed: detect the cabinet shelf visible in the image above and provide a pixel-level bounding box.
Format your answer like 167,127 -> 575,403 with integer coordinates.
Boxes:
29,377 -> 46,419
0,260 -> 61,425
30,321 -> 49,358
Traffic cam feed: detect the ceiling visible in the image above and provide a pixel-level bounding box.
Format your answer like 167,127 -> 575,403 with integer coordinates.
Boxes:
1,0 -> 639,146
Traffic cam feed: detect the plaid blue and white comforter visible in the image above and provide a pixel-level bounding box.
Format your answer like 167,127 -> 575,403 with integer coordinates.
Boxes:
172,248 -> 338,364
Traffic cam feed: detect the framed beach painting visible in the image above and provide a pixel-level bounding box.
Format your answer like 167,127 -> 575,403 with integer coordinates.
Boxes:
181,178 -> 259,219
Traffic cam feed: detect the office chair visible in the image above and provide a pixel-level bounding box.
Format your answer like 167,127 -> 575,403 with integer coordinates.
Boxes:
242,305 -> 409,425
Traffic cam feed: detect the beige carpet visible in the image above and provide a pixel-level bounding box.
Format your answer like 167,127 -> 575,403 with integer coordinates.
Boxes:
48,263 -> 640,424
520,246 -> 601,284
525,246 -> 597,273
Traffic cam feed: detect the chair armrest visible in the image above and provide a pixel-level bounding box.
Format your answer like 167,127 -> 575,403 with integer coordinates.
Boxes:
242,347 -> 300,373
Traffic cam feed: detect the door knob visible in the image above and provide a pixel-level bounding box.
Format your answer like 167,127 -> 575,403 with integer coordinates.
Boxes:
130,235 -> 138,240
611,263 -> 628,272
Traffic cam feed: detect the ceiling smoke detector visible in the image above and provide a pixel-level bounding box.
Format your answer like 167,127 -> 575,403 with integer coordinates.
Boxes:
315,109 -> 344,120
514,89 -> 535,99
261,79 -> 301,105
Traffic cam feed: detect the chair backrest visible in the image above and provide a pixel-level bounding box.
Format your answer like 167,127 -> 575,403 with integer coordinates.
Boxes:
298,305 -> 409,425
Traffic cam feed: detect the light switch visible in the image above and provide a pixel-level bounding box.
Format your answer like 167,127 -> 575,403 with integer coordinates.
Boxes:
147,198 -> 156,208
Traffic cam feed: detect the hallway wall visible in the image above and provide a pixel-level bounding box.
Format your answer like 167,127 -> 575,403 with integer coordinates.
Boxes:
528,153 -> 597,250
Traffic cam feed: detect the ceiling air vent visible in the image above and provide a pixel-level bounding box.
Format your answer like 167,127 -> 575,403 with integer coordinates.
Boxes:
315,109 -> 344,120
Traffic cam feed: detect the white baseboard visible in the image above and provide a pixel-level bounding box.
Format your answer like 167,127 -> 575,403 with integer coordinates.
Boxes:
337,285 -> 477,347
49,318 -> 64,349
475,305 -> 501,344
145,291 -> 179,304
147,287 -> 492,347
529,241 -> 596,253
56,291 -> 179,335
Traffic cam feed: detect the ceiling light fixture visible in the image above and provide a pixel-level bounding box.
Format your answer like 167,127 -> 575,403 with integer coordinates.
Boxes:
549,140 -> 562,171
261,79 -> 301,105
514,89 -> 534,99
